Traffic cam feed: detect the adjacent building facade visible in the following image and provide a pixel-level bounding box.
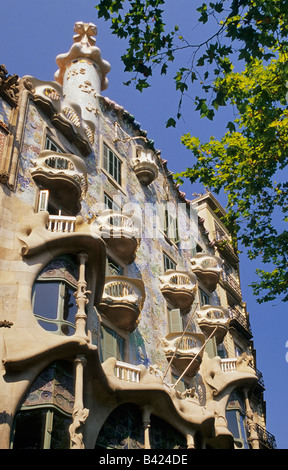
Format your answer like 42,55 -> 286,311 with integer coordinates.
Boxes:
0,22 -> 276,449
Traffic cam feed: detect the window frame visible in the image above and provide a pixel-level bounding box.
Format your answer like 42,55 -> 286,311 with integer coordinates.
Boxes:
106,255 -> 125,277
32,279 -> 78,336
199,288 -> 210,307
163,251 -> 177,272
101,137 -> 126,192
100,323 -> 126,363
103,191 -> 122,212
164,206 -> 179,244
44,134 -> 64,153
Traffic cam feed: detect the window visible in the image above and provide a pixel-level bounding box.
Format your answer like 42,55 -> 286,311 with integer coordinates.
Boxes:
103,143 -> 122,186
167,308 -> 183,333
164,206 -> 179,244
163,252 -> 176,271
32,256 -> 79,336
106,256 -> 124,276
171,374 -> 188,393
199,288 -> 210,307
32,281 -> 78,336
12,408 -> 72,449
45,135 -> 63,153
191,243 -> 203,257
104,192 -> 121,212
226,410 -> 249,449
100,324 -> 125,362
12,361 -> 74,449
234,343 -> 244,357
38,189 -> 49,212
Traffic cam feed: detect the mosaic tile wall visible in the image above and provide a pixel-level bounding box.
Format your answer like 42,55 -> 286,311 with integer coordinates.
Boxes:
15,96 -> 220,374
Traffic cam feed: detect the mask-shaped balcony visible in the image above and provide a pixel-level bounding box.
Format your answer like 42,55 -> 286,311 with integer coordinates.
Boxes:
162,332 -> 205,377
190,253 -> 223,291
159,270 -> 197,313
98,276 -> 145,332
30,150 -> 87,215
196,306 -> 230,344
96,210 -> 139,264
132,147 -> 159,186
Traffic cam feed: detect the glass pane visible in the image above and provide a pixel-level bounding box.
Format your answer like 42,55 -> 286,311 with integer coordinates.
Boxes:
61,323 -> 75,336
51,412 -> 72,449
226,410 -> 240,438
37,320 -> 59,333
107,257 -> 124,276
13,410 -> 46,449
62,284 -> 77,323
33,282 -> 60,320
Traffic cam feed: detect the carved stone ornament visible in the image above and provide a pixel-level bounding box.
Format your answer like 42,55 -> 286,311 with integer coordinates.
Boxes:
0,64 -> 19,105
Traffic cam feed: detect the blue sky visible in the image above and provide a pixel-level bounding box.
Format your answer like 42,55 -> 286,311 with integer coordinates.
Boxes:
1,0 -> 287,449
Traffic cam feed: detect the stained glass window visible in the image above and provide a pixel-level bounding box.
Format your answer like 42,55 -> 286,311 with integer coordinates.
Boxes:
96,404 -> 144,449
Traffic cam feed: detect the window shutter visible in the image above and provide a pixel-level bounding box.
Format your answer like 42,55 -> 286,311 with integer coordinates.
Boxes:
157,204 -> 166,236
100,325 -> 116,362
38,190 -> 49,212
168,309 -> 183,333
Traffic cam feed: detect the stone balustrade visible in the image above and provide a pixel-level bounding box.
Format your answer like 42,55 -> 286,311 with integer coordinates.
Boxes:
114,360 -> 141,383
47,214 -> 76,233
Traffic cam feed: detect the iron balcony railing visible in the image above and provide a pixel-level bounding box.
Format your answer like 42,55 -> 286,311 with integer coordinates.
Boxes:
246,422 -> 277,449
228,306 -> 252,334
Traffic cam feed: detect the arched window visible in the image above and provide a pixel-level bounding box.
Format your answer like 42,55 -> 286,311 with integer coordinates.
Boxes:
95,404 -> 144,449
32,256 -> 79,336
95,404 -> 187,450
11,361 -> 74,449
150,415 -> 186,449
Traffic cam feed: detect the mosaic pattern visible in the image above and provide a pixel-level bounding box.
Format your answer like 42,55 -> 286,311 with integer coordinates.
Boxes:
37,256 -> 79,287
96,404 -> 186,449
22,361 -> 74,415
0,98 -> 11,126
96,404 -> 144,449
16,94 -> 218,374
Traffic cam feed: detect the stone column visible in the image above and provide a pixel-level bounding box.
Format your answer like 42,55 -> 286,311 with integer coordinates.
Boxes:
244,388 -> 260,449
74,252 -> 90,340
69,355 -> 89,449
186,432 -> 195,449
141,406 -> 151,449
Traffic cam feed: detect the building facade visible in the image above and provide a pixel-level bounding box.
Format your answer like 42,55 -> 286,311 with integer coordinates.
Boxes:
0,22 -> 276,450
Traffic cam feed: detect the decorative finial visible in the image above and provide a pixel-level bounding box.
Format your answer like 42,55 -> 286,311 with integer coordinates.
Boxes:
54,21 -> 111,91
73,22 -> 97,47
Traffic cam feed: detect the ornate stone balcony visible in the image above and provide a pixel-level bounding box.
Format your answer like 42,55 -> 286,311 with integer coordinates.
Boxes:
98,276 -> 146,332
96,210 -> 139,264
190,253 -> 223,291
162,332 -> 205,377
132,147 -> 158,186
31,150 -> 87,214
196,305 -> 230,344
159,270 -> 197,313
